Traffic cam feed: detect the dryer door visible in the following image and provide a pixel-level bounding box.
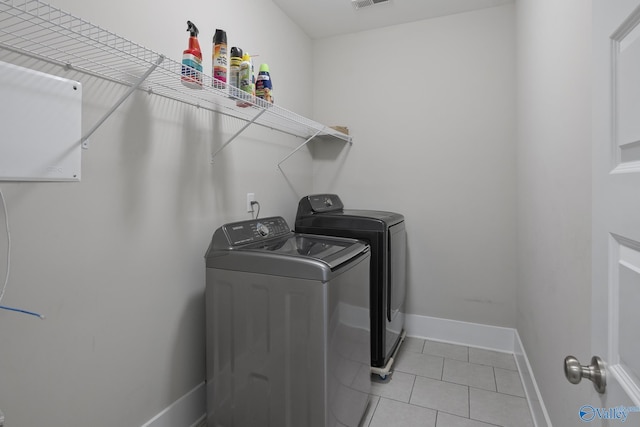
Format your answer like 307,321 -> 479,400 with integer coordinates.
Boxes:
388,222 -> 406,321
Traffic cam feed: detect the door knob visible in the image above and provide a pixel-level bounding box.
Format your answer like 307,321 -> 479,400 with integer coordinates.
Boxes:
564,355 -> 606,393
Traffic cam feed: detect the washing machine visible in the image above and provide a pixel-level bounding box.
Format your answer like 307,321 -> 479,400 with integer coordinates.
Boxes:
204,216 -> 372,427
295,194 -> 406,378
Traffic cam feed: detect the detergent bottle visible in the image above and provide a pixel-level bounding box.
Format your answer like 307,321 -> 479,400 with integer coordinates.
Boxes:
255,63 -> 273,103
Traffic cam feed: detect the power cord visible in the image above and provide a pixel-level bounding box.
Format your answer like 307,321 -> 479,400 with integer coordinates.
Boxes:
250,200 -> 261,219
0,188 -> 44,319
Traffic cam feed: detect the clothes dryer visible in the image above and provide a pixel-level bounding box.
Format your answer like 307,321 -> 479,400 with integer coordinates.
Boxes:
295,194 -> 406,378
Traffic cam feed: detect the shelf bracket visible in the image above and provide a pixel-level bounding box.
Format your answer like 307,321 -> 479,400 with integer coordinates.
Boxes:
210,108 -> 267,162
81,55 -> 165,149
277,127 -> 325,173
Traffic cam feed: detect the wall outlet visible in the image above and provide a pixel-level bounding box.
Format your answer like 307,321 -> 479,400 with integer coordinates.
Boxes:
247,193 -> 255,212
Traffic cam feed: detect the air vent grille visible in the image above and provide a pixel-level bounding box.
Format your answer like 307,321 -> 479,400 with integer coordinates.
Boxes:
352,0 -> 389,10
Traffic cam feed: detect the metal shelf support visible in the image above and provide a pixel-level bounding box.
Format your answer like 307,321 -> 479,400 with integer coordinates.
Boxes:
277,127 -> 324,172
81,55 -> 164,149
210,108 -> 268,162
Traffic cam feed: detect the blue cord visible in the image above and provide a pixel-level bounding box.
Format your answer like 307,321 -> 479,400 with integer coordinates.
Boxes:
0,189 -> 45,320
0,305 -> 45,319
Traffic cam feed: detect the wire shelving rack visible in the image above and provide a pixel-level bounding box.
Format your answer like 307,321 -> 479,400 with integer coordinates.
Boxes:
0,0 -> 351,160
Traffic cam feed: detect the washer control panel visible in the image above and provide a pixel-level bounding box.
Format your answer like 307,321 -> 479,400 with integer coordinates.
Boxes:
221,216 -> 291,246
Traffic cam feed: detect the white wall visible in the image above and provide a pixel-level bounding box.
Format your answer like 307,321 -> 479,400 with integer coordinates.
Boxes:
311,5 -> 518,328
515,0 -> 593,425
0,1 -> 314,426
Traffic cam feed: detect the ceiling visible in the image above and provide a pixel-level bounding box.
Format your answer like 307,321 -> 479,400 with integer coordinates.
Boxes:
271,0 -> 513,39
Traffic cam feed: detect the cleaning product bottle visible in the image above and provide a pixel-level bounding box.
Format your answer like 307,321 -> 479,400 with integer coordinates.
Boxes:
255,63 -> 273,103
251,56 -> 256,98
212,29 -> 227,90
228,47 -> 243,99
237,52 -> 253,107
181,21 -> 203,89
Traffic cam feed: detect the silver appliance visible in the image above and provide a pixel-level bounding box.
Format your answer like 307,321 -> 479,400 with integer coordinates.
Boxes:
205,216 -> 372,427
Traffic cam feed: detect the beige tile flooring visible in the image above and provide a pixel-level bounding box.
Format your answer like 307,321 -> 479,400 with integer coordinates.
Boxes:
360,337 -> 534,427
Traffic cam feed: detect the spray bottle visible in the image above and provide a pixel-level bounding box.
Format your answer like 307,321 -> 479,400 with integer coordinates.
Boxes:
228,47 -> 243,99
212,29 -> 227,90
255,63 -> 273,103
237,52 -> 253,107
181,21 -> 203,89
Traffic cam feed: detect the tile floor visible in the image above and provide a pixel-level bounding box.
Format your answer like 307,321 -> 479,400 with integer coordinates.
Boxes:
360,337 -> 534,427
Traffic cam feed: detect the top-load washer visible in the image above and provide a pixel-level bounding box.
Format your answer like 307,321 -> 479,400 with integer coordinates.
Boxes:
295,194 -> 406,377
205,216 -> 372,427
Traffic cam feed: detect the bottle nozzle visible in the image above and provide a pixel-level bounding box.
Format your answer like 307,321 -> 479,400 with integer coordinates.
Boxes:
186,21 -> 199,37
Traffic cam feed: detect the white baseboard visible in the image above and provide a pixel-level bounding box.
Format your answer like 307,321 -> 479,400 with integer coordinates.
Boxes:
404,314 -> 552,427
140,382 -> 206,427
405,314 -> 516,352
513,331 -> 553,427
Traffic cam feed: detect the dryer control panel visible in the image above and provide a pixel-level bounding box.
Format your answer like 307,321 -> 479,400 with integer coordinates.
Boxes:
218,216 -> 291,246
304,194 -> 344,213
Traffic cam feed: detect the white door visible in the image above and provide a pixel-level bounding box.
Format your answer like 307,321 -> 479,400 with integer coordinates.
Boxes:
586,0 -> 640,423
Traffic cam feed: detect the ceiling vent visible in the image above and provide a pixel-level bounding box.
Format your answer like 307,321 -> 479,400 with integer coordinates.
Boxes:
351,0 -> 389,10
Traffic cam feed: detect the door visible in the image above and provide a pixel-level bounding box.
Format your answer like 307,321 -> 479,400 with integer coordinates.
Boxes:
588,0 -> 640,422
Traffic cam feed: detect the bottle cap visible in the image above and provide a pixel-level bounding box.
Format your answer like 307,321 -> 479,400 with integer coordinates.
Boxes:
259,63 -> 270,73
230,47 -> 243,58
242,52 -> 251,61
213,29 -> 227,44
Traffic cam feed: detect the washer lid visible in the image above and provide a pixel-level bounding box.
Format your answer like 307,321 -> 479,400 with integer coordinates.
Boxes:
205,217 -> 370,280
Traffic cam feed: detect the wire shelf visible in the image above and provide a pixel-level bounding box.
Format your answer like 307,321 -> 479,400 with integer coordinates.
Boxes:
0,0 -> 352,148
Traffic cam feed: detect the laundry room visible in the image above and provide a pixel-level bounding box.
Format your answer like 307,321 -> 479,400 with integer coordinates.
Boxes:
0,0 -> 611,426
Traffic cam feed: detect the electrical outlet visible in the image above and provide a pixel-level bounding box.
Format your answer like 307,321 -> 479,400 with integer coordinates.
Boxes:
247,193 -> 255,212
